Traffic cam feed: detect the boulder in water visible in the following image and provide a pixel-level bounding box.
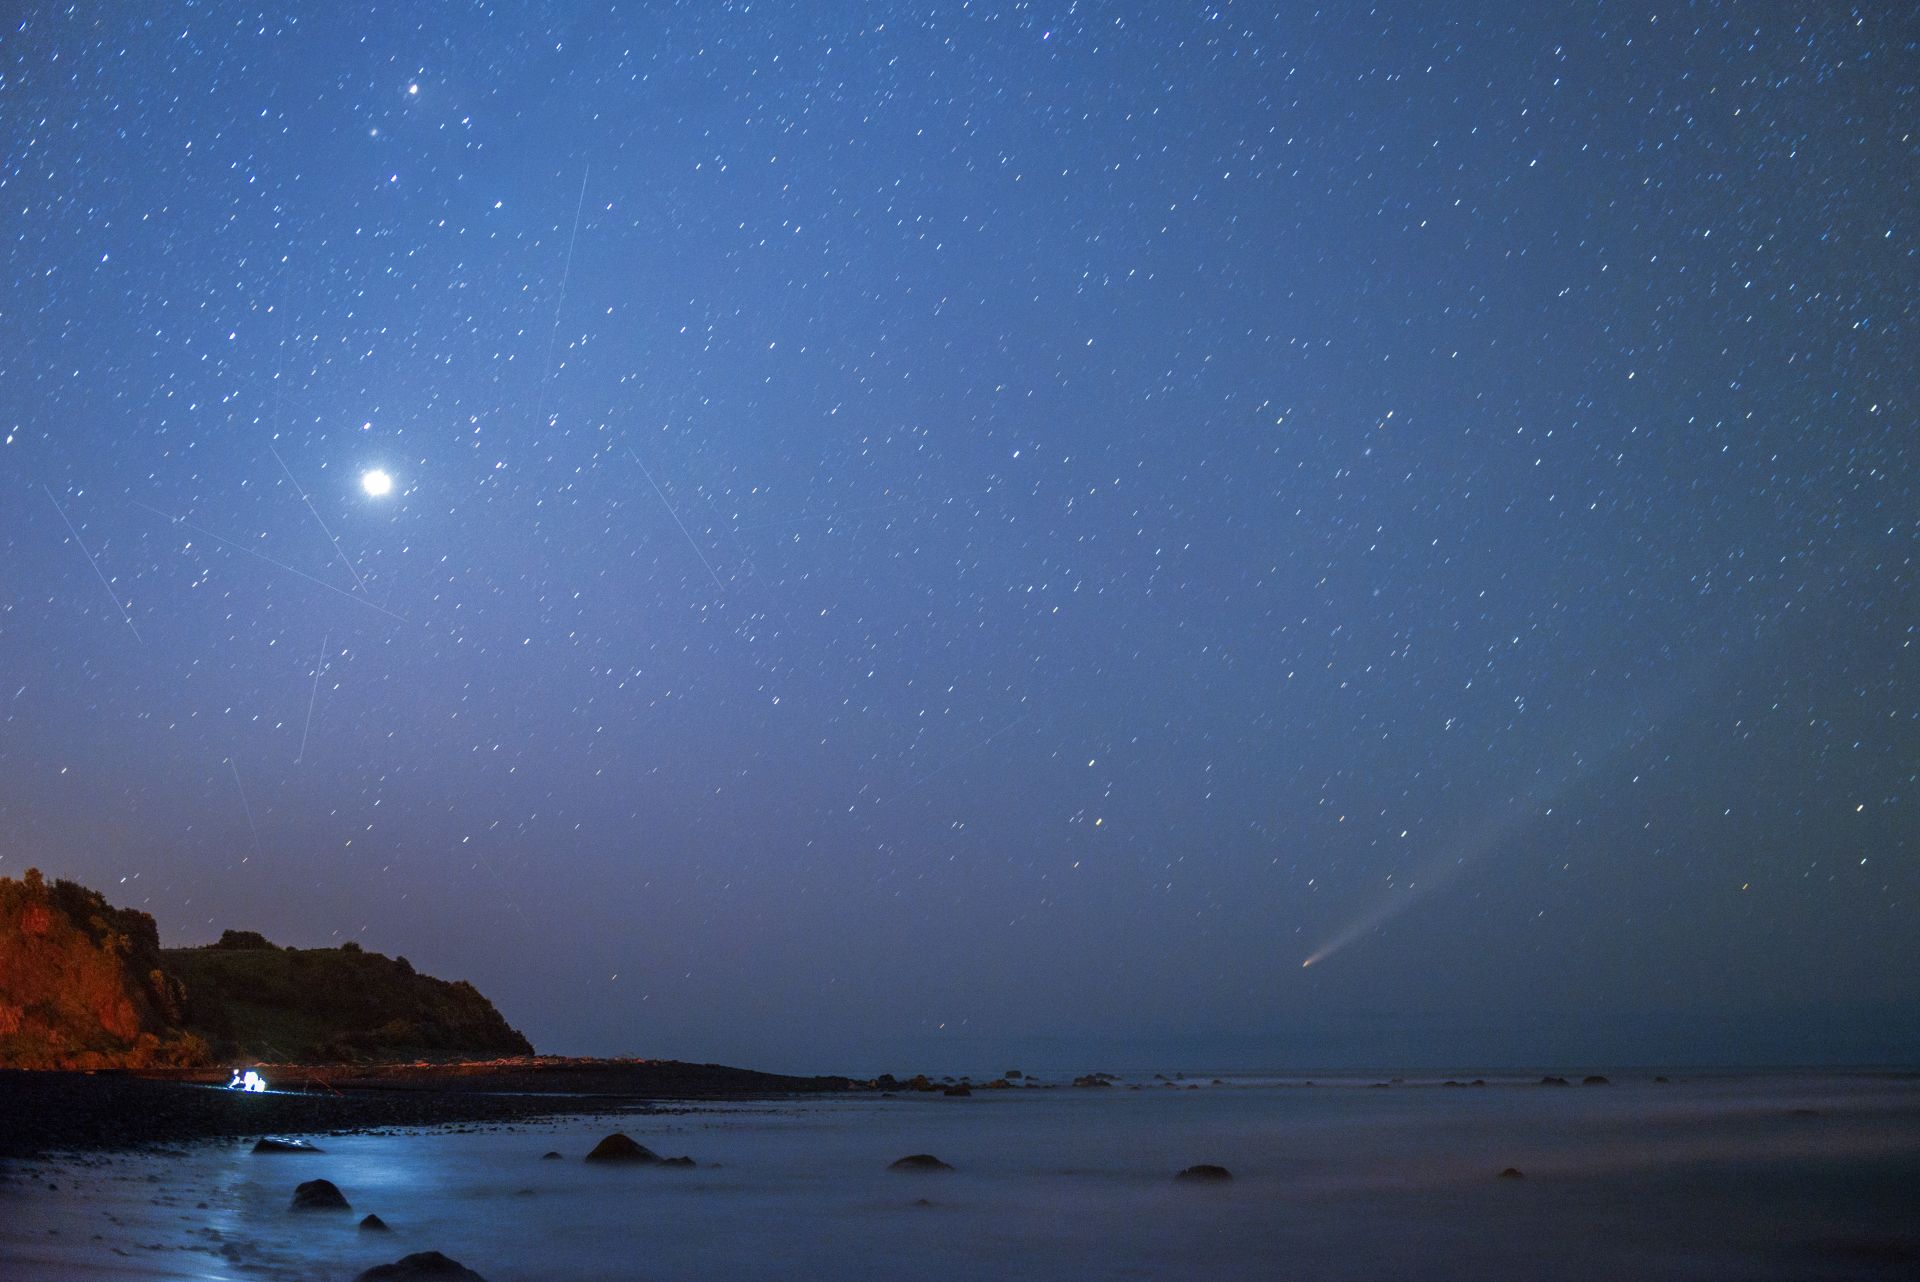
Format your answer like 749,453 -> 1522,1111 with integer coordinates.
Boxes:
289,1178 -> 351,1211
360,1213 -> 391,1232
1175,1164 -> 1233,1183
889,1154 -> 953,1172
253,1137 -> 323,1154
353,1251 -> 490,1281
583,1133 -> 659,1163
1498,1168 -> 1525,1179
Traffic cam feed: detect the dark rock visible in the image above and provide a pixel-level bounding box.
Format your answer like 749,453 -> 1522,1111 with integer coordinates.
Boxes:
889,1153 -> 953,1172
360,1214 -> 391,1232
1004,1069 -> 1022,1079
942,1084 -> 972,1097
352,1251 -> 490,1281
1654,1076 -> 1671,1083
1498,1168 -> 1524,1179
582,1133 -> 659,1163
1539,1076 -> 1571,1087
540,1151 -> 561,1160
659,1155 -> 696,1167
289,1178 -> 350,1212
912,1197 -> 934,1207
1582,1075 -> 1610,1086
1071,1075 -> 1113,1088
1471,1079 -> 1487,1087
1175,1164 -> 1233,1183
253,1137 -> 323,1154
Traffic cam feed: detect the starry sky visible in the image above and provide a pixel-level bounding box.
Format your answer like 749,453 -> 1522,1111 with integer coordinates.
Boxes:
3,2 -> 1915,1073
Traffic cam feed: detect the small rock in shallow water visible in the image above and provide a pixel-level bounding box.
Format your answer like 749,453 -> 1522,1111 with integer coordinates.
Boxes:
889,1154 -> 954,1172
253,1137 -> 323,1154
289,1179 -> 351,1212
1175,1164 -> 1232,1183
1498,1168 -> 1525,1180
540,1151 -> 562,1160
360,1214 -> 391,1232
583,1133 -> 659,1163
352,1250 -> 489,1281
659,1155 -> 696,1167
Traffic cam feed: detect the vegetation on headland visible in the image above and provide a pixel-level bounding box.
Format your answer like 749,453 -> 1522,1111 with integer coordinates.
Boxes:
0,870 -> 532,1069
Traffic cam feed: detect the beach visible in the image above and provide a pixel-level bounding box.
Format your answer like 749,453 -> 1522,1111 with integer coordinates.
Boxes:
3,1070 -> 1915,1280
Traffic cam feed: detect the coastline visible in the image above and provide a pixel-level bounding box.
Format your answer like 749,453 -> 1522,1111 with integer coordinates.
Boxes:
4,1070 -> 1915,1281
0,1058 -> 860,1159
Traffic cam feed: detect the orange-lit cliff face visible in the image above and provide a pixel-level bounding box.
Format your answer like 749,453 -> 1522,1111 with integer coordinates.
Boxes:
0,870 -> 206,1069
1,872 -> 534,1069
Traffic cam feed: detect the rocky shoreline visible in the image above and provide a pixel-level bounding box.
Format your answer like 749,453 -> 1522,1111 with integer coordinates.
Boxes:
0,1058 -> 860,1158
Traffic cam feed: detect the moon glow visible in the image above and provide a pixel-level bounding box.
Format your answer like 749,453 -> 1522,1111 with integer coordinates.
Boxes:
360,468 -> 394,497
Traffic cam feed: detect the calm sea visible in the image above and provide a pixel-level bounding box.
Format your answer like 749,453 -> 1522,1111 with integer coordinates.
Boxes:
3,1071 -> 1916,1280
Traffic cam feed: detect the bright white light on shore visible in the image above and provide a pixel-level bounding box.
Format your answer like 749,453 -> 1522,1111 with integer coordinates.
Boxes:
228,1069 -> 267,1092
360,468 -> 393,497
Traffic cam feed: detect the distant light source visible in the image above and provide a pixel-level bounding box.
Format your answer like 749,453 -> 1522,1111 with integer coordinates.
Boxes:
360,468 -> 394,497
228,1069 -> 268,1092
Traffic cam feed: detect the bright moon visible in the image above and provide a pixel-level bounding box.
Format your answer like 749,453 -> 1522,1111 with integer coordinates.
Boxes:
360,468 -> 393,497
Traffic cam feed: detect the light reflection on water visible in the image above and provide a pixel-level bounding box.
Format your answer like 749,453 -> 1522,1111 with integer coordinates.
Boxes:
3,1073 -> 1916,1281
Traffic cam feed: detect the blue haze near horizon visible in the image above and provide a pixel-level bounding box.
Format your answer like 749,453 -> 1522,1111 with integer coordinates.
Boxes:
1,2 -> 1915,1072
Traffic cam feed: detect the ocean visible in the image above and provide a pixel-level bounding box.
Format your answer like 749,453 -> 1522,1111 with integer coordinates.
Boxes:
3,1071 -> 1915,1280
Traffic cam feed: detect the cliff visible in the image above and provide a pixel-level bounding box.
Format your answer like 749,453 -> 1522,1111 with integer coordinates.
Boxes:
162,935 -> 534,1063
0,870 -> 206,1068
0,871 -> 533,1068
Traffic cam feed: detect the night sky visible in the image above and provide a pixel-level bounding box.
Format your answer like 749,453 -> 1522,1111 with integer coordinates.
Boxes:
3,3 -> 1915,1073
